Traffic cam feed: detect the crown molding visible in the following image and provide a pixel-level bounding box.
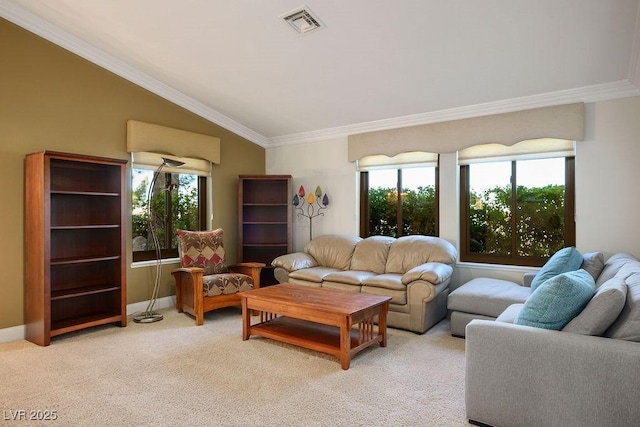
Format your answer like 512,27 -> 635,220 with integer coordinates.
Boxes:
267,80 -> 640,147
0,0 -> 270,148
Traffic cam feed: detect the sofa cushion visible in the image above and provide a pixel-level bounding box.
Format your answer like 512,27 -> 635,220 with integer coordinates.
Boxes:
288,266 -> 341,283
562,277 -> 627,335
530,247 -> 583,291
350,235 -> 394,274
495,303 -> 525,324
581,251 -> 605,282
323,270 -> 376,285
385,235 -> 456,274
304,235 -> 361,270
595,253 -> 638,287
321,281 -> 361,293
604,263 -> 640,342
176,228 -> 228,275
362,273 -> 405,291
515,269 -> 595,330
361,282 -> 407,305
447,278 -> 532,318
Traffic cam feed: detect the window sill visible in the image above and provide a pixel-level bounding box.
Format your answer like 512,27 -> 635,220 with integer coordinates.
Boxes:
131,257 -> 180,269
456,261 -> 539,274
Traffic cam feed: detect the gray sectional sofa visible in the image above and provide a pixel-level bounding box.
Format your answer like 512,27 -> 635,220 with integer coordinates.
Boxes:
271,234 -> 457,333
460,252 -> 640,426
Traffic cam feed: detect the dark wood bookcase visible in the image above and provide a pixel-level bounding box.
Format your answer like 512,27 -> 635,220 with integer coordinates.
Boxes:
25,151 -> 127,346
238,175 -> 292,285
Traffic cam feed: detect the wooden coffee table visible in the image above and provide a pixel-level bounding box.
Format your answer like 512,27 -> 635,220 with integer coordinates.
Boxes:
240,283 -> 391,370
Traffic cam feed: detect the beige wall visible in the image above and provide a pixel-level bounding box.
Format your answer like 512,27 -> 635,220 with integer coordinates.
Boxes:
0,19 -> 265,329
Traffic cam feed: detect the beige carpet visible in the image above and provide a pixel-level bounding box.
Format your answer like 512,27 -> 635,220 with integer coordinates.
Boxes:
0,308 -> 469,426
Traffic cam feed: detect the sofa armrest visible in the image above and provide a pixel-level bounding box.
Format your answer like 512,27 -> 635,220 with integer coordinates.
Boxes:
465,320 -> 640,427
401,262 -> 452,285
271,253 -> 318,272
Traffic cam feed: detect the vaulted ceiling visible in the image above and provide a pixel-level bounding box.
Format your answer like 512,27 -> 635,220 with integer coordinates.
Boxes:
2,0 -> 640,147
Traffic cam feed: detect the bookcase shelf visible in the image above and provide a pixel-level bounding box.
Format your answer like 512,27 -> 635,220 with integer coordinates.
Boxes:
25,151 -> 127,346
51,284 -> 121,300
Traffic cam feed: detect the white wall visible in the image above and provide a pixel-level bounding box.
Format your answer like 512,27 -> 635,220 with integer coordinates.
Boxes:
576,97 -> 640,256
266,96 -> 640,288
266,137 -> 358,251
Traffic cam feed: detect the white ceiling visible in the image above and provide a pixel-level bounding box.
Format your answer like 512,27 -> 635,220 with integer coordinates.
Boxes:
2,0 -> 640,148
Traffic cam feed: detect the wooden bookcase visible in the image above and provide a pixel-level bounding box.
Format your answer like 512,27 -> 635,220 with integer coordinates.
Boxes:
25,151 -> 127,346
238,175 -> 292,285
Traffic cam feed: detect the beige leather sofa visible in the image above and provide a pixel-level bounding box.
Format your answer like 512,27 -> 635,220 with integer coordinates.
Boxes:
271,234 -> 458,333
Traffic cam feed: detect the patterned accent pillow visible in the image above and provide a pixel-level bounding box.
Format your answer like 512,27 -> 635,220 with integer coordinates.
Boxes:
176,229 -> 229,275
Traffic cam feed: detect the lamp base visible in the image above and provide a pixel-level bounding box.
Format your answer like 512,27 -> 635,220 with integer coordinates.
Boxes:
133,312 -> 164,323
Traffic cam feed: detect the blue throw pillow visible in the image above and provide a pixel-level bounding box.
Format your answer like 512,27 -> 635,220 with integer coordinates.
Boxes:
515,269 -> 596,330
531,247 -> 583,291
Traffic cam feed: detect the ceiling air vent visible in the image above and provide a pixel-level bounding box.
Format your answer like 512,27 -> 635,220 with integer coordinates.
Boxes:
281,6 -> 325,35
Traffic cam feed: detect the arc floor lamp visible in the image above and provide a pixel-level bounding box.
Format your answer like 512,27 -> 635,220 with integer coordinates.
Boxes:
134,157 -> 185,323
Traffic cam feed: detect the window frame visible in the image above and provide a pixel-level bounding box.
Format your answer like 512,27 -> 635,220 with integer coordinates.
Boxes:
459,156 -> 575,267
359,165 -> 439,238
132,173 -> 207,262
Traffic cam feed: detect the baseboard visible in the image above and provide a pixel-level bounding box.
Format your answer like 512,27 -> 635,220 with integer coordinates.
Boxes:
0,296 -> 176,345
126,295 -> 175,316
0,324 -> 27,344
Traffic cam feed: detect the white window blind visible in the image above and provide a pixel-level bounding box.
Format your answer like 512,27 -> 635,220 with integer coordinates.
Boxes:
130,152 -> 211,176
356,151 -> 438,171
457,138 -> 575,165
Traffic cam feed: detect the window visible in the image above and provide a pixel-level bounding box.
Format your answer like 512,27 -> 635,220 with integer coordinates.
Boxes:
460,156 -> 575,266
132,169 -> 206,262
360,166 -> 438,237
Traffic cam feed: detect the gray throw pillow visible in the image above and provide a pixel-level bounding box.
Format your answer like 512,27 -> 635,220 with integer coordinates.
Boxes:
595,253 -> 638,287
581,252 -> 605,282
605,268 -> 640,342
562,277 -> 626,336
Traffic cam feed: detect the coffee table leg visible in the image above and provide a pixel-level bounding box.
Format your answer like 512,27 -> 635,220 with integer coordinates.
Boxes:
340,316 -> 352,370
378,303 -> 389,347
241,297 -> 250,341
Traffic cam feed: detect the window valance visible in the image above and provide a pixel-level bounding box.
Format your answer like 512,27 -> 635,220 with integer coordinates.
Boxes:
126,120 -> 221,165
348,103 -> 584,162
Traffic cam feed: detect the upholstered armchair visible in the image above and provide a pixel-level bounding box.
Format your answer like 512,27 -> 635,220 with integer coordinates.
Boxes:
172,229 -> 264,325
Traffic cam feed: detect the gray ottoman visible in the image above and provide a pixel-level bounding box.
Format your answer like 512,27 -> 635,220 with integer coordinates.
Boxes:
447,278 -> 532,337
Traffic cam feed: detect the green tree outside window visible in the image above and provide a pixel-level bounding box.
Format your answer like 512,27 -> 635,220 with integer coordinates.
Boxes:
132,170 -> 201,260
